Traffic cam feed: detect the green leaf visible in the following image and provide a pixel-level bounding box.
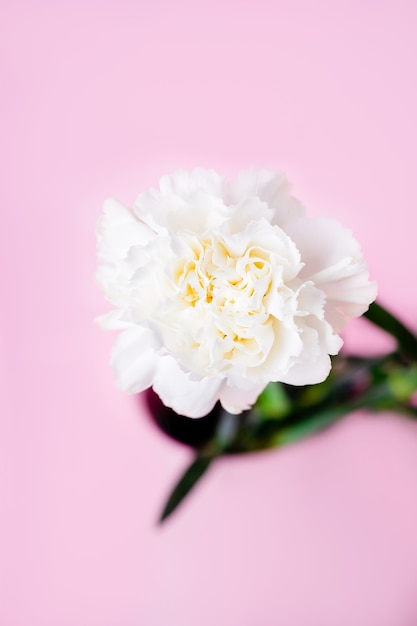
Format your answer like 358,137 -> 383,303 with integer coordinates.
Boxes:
273,405 -> 351,446
388,366 -> 417,401
159,455 -> 213,523
256,382 -> 291,419
262,380 -> 394,449
364,302 -> 417,361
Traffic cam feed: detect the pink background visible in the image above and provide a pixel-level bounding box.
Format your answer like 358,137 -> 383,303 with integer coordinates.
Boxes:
2,1 -> 417,624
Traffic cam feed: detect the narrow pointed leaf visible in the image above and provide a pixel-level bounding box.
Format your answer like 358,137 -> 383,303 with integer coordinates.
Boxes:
159,455 -> 213,523
274,405 -> 352,446
364,302 -> 417,361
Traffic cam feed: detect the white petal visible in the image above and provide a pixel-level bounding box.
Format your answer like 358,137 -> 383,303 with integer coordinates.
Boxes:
97,198 -> 155,263
228,169 -> 305,226
219,381 -> 265,414
95,310 -> 131,330
159,168 -> 225,198
226,197 -> 274,233
260,318 -> 304,381
287,217 -> 377,332
134,170 -> 227,234
152,356 -> 222,418
111,326 -> 158,394
287,217 -> 361,276
280,351 -> 332,385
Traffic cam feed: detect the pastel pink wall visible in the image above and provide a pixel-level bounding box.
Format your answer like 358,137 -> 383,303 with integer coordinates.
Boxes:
2,1 -> 417,624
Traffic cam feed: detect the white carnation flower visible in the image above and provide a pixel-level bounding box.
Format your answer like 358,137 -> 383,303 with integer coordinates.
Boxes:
96,169 -> 377,418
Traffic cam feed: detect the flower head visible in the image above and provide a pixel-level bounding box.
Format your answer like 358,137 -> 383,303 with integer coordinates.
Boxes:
96,169 -> 377,417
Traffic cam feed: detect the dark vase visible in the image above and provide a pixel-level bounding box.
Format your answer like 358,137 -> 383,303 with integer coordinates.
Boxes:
144,389 -> 222,448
